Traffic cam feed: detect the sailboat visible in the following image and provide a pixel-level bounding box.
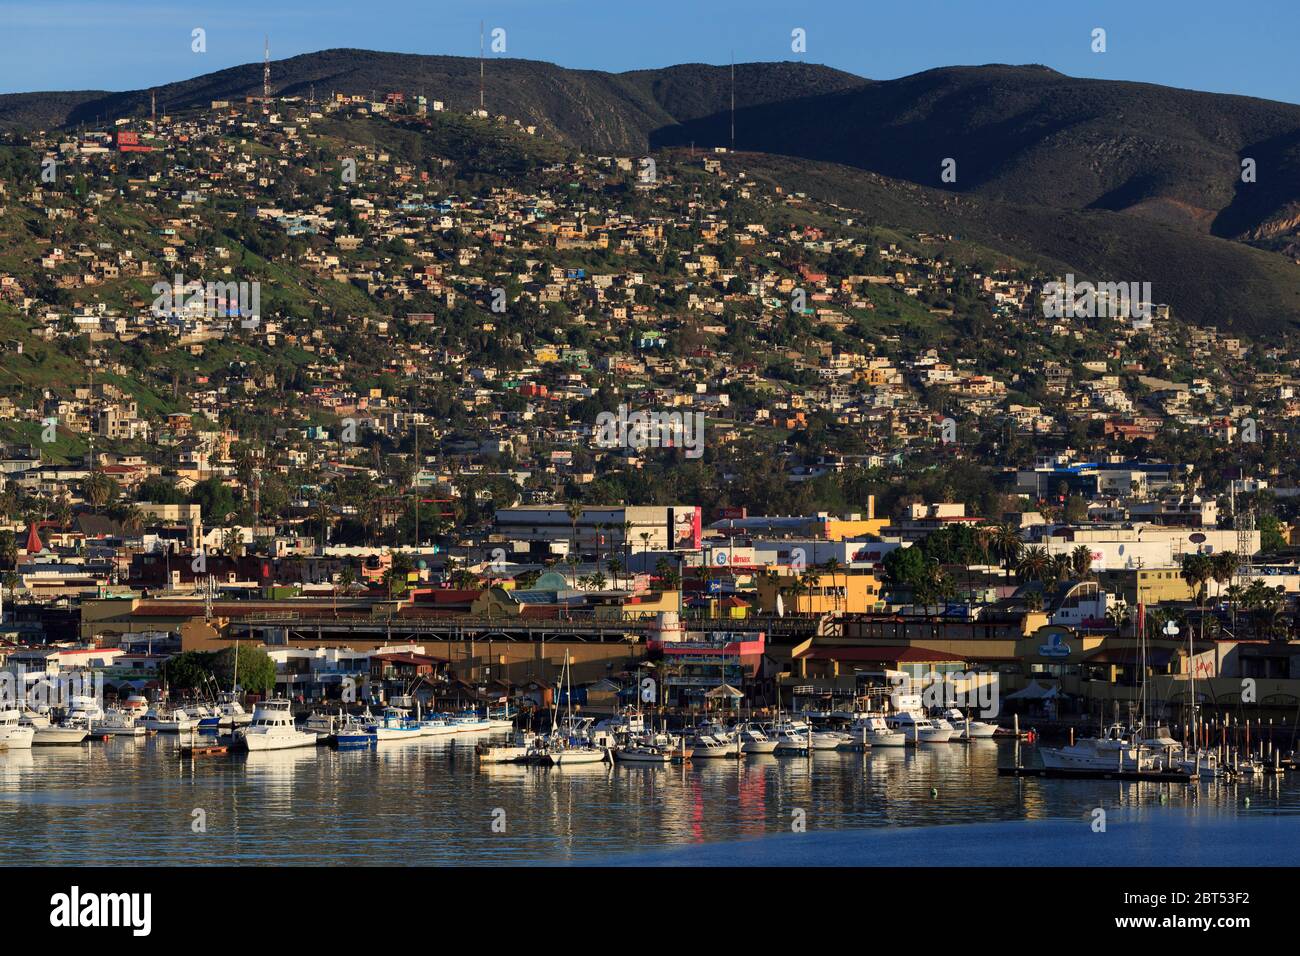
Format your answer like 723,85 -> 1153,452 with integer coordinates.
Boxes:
532,651 -> 607,766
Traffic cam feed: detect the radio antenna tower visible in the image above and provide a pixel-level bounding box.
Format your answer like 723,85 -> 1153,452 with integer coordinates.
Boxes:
728,51 -> 738,149
263,36 -> 271,114
479,21 -> 485,112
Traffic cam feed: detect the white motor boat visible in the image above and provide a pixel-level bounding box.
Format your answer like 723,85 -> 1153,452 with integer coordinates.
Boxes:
140,706 -> 198,733
739,724 -> 779,755
241,699 -> 318,751
476,730 -> 536,764
886,711 -> 952,744
449,712 -> 491,733
0,709 -> 36,750
1038,724 -> 1159,772
852,714 -> 907,747
95,709 -> 145,737
27,717 -> 89,746
692,733 -> 741,758
940,708 -> 998,739
486,705 -> 516,730
613,740 -> 674,764
366,707 -> 425,742
771,718 -> 843,753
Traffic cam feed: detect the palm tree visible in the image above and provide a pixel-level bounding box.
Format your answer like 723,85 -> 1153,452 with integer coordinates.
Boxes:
1016,546 -> 1051,583
798,569 -> 821,615
1070,544 -> 1094,581
83,470 -> 114,512
822,557 -> 843,612
2,570 -> 20,616
120,503 -> 145,534
990,524 -> 1022,576
566,502 -> 584,556
1105,600 -> 1131,635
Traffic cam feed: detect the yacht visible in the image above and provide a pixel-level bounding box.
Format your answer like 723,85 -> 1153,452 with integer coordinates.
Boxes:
0,709 -> 36,750
236,697 -> 314,749
739,724 -> 779,755
613,740 -> 674,764
1038,724 -> 1162,772
241,699 -> 318,751
772,718 -> 844,752
96,709 -> 145,737
940,707 -> 998,739
931,713 -> 963,741
886,711 -> 952,744
852,714 -> 907,747
140,706 -> 198,733
692,733 -> 741,758
26,716 -> 89,746
216,696 -> 253,728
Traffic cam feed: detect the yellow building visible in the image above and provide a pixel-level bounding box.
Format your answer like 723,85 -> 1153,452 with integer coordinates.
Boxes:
755,568 -> 882,615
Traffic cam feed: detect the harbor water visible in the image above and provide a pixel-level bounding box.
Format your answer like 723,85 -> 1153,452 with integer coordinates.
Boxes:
2,734 -> 1298,866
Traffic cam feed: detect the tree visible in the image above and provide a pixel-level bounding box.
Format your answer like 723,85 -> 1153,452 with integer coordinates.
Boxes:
83,470 -> 115,512
989,524 -> 1023,575
1016,546 -> 1051,583
159,651 -> 213,691
1070,544 -> 1093,581
213,644 -> 276,695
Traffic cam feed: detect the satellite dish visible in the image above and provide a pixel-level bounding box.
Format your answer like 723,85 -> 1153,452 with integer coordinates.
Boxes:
776,594 -> 785,618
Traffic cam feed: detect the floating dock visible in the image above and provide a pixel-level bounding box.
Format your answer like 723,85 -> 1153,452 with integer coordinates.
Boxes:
999,765 -> 1194,783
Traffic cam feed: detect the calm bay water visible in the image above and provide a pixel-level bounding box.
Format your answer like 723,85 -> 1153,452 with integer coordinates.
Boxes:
1,734 -> 1297,866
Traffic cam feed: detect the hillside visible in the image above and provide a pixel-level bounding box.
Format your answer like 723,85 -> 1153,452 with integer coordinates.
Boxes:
0,50 -> 865,153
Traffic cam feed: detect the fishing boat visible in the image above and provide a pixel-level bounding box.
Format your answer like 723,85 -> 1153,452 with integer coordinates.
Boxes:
0,709 -> 35,751
331,714 -> 377,749
486,704 -> 516,730
240,699 -> 318,751
1038,724 -> 1162,772
366,707 -> 426,742
419,713 -> 457,736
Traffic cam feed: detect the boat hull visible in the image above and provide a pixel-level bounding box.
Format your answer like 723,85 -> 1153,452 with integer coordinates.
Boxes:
0,727 -> 36,750
243,731 -> 318,751
33,727 -> 88,746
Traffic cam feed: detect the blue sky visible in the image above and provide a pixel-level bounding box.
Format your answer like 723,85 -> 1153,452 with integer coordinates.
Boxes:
2,0 -> 1298,104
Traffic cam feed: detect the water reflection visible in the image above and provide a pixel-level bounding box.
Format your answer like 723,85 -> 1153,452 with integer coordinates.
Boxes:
0,737 -> 1294,865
